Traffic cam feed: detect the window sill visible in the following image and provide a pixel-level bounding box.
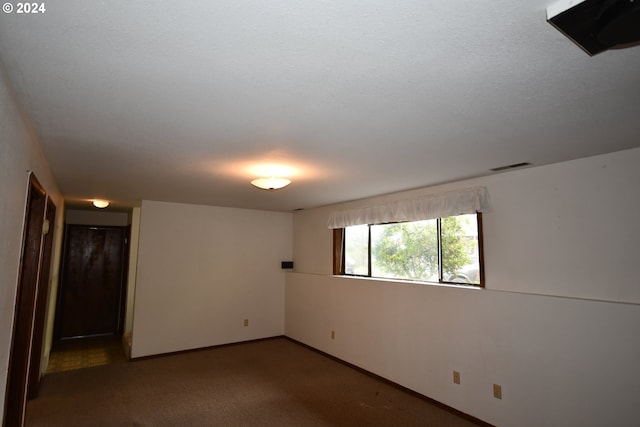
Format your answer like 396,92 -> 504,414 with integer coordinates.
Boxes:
334,274 -> 483,290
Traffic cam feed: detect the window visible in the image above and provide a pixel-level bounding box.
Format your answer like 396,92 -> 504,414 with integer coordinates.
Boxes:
335,213 -> 484,287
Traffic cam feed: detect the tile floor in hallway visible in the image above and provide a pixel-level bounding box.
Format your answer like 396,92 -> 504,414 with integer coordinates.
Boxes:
46,335 -> 127,374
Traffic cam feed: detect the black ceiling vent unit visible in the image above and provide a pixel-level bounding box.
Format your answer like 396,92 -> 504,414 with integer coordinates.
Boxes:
547,0 -> 640,55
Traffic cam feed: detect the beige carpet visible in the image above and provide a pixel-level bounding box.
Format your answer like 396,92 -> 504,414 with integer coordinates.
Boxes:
27,337 -> 487,426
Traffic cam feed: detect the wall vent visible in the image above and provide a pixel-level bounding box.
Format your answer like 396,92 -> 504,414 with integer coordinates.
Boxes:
490,162 -> 531,172
547,0 -> 640,55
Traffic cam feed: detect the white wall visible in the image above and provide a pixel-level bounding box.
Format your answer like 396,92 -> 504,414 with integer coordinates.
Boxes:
286,148 -> 640,426
131,200 -> 292,357
0,63 -> 63,419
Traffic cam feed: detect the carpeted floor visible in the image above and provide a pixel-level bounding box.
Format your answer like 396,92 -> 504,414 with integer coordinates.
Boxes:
27,337 -> 485,426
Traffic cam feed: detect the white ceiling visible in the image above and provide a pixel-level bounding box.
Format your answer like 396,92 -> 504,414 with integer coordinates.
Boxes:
1,1 -> 639,212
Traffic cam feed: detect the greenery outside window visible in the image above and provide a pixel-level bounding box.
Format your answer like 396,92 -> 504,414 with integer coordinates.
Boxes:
334,213 -> 484,287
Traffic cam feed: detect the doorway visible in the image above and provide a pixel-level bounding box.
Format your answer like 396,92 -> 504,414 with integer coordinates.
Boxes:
54,225 -> 129,340
4,173 -> 56,426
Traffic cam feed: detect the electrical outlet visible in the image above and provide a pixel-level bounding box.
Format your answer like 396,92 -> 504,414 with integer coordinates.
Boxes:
453,371 -> 461,384
493,384 -> 502,399
331,330 -> 335,340
244,319 -> 249,327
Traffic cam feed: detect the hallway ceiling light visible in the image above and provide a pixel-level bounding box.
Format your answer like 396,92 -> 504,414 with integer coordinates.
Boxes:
92,199 -> 109,208
251,176 -> 291,190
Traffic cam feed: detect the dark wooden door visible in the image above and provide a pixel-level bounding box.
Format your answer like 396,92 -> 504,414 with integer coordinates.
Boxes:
56,225 -> 127,339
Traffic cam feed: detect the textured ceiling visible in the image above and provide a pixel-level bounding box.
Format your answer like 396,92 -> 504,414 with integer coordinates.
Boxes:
1,1 -> 639,212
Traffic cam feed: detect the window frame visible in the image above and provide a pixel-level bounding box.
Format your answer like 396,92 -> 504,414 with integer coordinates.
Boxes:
333,213 -> 485,288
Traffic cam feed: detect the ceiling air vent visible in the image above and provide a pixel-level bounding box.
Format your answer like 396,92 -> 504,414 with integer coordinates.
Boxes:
547,0 -> 640,55
490,162 -> 531,172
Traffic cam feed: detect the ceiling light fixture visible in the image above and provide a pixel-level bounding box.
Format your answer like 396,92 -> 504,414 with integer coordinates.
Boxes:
251,176 -> 291,190
92,199 -> 110,208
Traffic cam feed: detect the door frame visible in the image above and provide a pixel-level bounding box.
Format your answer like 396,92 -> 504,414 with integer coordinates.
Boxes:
3,172 -> 53,426
27,197 -> 56,399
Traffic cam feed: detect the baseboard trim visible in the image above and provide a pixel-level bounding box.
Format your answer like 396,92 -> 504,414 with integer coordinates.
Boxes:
130,335 -> 285,361
284,336 -> 493,427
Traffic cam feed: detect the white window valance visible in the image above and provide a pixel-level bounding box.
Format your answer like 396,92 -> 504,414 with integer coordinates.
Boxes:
327,186 -> 491,229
